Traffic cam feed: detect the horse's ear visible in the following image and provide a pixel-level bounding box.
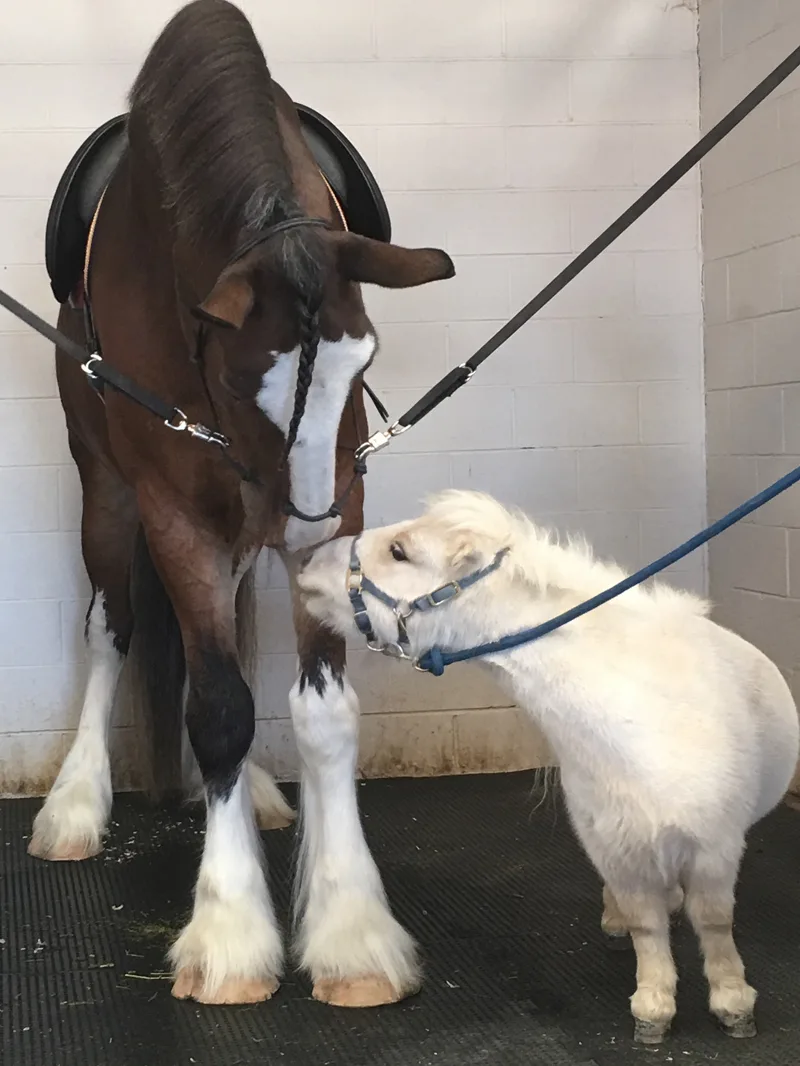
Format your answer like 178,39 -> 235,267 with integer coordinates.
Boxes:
332,232 -> 455,289
448,534 -> 486,573
193,268 -> 255,330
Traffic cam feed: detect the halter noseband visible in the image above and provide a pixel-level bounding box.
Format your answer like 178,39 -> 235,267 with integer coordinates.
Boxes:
346,535 -> 508,664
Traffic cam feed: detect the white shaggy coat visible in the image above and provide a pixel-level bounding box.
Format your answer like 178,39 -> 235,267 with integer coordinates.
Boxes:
298,489 -> 800,1044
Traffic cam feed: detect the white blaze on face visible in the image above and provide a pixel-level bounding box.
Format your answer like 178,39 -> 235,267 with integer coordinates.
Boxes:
256,333 -> 375,553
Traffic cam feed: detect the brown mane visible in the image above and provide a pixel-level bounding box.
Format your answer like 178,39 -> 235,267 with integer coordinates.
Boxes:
129,0 -> 325,451
131,0 -> 296,244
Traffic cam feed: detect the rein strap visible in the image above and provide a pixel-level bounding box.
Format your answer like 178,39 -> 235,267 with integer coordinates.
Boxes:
356,41 -> 800,463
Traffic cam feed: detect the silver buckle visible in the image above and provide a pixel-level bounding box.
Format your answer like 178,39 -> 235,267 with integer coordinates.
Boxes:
164,409 -> 229,448
164,408 -> 189,433
368,639 -> 413,661
81,354 -> 102,380
427,582 -> 460,608
186,423 -> 230,447
355,421 -> 410,462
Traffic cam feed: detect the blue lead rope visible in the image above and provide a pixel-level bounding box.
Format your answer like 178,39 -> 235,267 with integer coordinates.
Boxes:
416,461 -> 800,676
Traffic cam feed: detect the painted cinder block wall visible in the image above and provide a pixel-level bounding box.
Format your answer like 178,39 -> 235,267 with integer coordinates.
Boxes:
699,0 -> 800,791
0,0 -> 703,793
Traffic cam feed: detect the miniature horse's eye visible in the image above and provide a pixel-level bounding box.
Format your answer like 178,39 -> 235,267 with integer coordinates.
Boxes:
390,542 -> 408,562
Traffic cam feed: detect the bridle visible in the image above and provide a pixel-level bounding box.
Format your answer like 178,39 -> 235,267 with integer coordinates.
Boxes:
345,535 -> 508,665
191,215 -> 373,522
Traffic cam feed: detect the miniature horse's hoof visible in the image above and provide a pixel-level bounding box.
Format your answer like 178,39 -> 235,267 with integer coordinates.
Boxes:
172,968 -> 279,1004
633,1019 -> 670,1045
312,974 -> 411,1008
602,930 -> 633,953
719,1013 -> 757,1039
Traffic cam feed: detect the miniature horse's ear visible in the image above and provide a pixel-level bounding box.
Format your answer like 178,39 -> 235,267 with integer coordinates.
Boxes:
192,264 -> 255,330
331,231 -> 455,289
448,534 -> 488,574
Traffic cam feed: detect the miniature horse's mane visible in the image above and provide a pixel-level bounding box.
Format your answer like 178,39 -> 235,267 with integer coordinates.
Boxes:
128,0 -> 325,451
424,490 -> 710,613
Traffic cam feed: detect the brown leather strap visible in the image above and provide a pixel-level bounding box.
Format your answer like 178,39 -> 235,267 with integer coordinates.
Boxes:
83,187 -> 107,297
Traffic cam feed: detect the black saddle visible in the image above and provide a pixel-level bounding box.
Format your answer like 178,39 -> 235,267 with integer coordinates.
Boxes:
45,104 -> 391,305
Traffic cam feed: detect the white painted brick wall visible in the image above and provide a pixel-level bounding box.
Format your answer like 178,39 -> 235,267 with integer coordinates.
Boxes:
699,0 -> 800,791
0,0 -> 703,793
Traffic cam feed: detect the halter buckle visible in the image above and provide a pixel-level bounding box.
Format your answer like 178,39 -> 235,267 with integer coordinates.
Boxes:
426,582 -> 461,608
368,639 -> 413,661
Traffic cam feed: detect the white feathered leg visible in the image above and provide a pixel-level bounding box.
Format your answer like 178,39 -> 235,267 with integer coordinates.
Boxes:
170,770 -> 283,1004
29,596 -> 121,861
290,665 -> 419,1007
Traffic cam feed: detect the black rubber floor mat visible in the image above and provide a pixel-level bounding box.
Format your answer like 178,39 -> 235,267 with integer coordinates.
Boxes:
2,771 -> 799,1066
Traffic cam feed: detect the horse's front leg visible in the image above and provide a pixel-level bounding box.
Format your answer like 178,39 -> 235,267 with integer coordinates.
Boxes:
143,509 -> 282,1005
287,565 -> 419,1007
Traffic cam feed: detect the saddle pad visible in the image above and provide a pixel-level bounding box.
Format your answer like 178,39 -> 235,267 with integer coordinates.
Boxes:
45,105 -> 391,306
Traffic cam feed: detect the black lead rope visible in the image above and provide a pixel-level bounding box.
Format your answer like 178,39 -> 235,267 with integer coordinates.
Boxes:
356,41 -> 800,454
7,43 -> 800,508
0,212 -> 381,511
0,286 -> 180,425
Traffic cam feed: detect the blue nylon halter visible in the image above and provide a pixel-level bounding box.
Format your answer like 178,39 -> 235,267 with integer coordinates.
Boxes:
346,536 -> 508,662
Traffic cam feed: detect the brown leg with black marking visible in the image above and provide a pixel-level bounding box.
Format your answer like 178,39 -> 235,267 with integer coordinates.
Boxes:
136,493 -> 282,1005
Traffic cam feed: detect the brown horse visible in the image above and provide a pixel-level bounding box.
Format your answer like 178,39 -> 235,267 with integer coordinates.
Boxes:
28,0 -> 454,1008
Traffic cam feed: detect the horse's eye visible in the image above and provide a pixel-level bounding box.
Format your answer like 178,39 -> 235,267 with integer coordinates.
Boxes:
390,542 -> 408,562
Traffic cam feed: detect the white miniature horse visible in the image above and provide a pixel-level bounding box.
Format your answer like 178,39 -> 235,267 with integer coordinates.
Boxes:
298,489 -> 800,1045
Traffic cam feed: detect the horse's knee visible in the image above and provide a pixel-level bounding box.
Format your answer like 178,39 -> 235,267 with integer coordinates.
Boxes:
289,662 -> 357,758
186,648 -> 254,793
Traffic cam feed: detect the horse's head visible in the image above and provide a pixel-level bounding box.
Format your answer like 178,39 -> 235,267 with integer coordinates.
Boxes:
298,490 -> 514,658
187,227 -> 454,550
128,9 -> 455,551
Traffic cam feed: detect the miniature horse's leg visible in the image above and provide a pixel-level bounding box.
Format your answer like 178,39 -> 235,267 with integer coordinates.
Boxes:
140,500 -> 281,1004
286,563 -> 419,1007
601,882 -> 683,949
601,884 -> 631,947
684,845 -> 756,1037
29,438 -> 137,861
611,885 -> 677,1044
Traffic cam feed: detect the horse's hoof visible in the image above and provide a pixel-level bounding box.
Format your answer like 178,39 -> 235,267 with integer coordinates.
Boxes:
172,968 -> 278,1004
312,974 -> 410,1008
633,1019 -> 669,1045
719,1013 -> 757,1039
603,931 -> 633,952
27,836 -> 102,862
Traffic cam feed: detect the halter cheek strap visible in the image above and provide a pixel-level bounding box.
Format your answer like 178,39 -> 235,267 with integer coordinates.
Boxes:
347,536 -> 509,660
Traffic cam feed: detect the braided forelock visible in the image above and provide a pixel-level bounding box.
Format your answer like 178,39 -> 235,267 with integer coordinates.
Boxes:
281,297 -> 321,463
